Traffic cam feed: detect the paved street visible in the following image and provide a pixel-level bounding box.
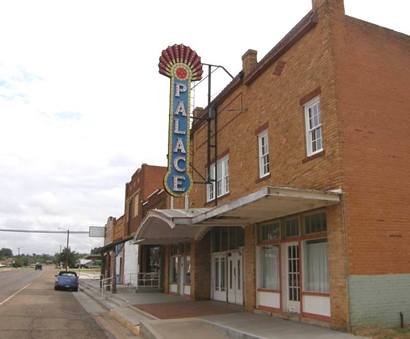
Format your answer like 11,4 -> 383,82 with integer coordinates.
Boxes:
0,268 -> 42,305
0,266 -> 110,339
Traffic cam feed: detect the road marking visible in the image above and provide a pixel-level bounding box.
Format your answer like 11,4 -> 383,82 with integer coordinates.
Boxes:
0,282 -> 32,306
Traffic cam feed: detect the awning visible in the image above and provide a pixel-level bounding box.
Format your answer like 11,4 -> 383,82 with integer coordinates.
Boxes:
98,235 -> 134,253
134,186 -> 341,244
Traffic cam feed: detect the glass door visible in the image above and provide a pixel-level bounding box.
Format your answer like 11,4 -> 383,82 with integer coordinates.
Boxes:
212,254 -> 227,301
284,243 -> 301,313
227,251 -> 243,305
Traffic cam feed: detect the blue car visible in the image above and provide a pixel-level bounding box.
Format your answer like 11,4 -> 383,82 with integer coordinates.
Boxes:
55,271 -> 79,291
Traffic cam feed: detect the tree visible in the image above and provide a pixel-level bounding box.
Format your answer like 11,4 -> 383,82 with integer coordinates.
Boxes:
54,248 -> 80,268
91,247 -> 103,255
0,248 -> 13,258
13,256 -> 28,267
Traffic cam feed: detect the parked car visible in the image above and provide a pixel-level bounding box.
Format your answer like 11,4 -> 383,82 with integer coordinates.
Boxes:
35,263 -> 42,270
54,271 -> 79,291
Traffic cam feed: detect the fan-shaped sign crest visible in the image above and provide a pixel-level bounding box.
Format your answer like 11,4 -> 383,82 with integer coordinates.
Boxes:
159,44 -> 203,81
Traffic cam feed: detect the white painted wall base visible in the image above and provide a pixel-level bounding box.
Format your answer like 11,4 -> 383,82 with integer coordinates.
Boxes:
257,291 -> 280,309
302,295 -> 330,317
170,284 -> 178,293
123,241 -> 139,286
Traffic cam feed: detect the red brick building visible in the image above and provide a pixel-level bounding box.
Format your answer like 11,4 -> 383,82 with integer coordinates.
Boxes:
137,0 -> 410,331
101,164 -> 170,287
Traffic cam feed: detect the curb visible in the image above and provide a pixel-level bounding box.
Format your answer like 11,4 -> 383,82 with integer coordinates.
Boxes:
129,305 -> 159,321
109,308 -> 141,337
79,285 -> 113,311
139,320 -> 164,339
201,318 -> 263,339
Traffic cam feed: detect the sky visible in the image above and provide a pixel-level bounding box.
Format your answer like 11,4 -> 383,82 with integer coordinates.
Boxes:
0,0 -> 409,255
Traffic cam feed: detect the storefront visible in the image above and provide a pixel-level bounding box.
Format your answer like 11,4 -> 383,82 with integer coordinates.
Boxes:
255,210 -> 329,319
210,227 -> 244,305
168,243 -> 191,296
135,186 -> 340,316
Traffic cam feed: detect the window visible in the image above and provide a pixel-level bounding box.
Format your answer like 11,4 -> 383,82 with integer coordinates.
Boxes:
304,212 -> 327,234
258,222 -> 280,242
211,227 -> 244,252
207,155 -> 229,201
282,217 -> 299,238
259,246 -> 280,289
258,130 -> 270,178
304,97 -> 323,156
214,256 -> 226,292
304,240 -> 329,292
132,194 -> 139,217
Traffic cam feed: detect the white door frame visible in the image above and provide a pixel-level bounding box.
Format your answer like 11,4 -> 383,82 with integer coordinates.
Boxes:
282,242 -> 301,313
227,251 -> 243,305
212,253 -> 227,302
178,255 -> 185,295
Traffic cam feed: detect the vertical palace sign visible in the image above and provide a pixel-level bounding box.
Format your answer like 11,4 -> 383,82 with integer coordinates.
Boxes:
159,44 -> 203,197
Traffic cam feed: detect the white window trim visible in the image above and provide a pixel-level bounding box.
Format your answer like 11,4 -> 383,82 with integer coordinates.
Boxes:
302,239 -> 329,293
258,130 -> 270,178
304,96 -> 323,157
256,245 -> 280,290
207,155 -> 229,202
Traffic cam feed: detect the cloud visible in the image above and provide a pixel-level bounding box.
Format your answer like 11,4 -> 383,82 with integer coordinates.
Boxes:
54,111 -> 82,120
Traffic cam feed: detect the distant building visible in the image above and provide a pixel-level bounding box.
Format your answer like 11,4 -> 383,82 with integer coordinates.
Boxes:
101,164 -> 177,288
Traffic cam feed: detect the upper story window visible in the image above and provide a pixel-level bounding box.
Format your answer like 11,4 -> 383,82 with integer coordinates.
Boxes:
207,155 -> 229,202
304,96 -> 323,156
132,194 -> 139,218
258,130 -> 270,178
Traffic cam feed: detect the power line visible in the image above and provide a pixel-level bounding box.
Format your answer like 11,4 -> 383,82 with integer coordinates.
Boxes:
0,228 -> 89,234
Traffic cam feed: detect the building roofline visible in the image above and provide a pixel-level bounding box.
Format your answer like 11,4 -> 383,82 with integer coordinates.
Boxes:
244,10 -> 318,85
191,10 -> 318,134
345,15 -> 410,40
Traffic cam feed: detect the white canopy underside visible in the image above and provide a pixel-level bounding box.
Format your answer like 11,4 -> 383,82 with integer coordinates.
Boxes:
135,186 -> 341,245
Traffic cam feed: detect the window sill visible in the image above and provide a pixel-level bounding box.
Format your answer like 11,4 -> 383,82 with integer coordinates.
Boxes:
255,173 -> 271,184
205,192 -> 230,206
302,291 -> 330,297
302,150 -> 325,163
257,288 -> 280,293
257,305 -> 281,314
258,240 -> 280,246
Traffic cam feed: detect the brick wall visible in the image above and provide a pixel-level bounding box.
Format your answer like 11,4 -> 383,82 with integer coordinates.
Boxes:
332,6 -> 410,275
191,233 -> 211,300
112,215 -> 125,242
163,245 -> 170,294
326,204 -> 348,329
190,8 -> 343,209
104,217 -> 115,246
349,274 -> 410,327
188,0 -> 349,329
244,225 -> 256,311
125,164 -> 167,236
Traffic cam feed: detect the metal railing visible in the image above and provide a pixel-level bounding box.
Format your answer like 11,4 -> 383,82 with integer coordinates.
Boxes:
100,276 -> 113,297
136,272 -> 160,289
99,272 -> 160,294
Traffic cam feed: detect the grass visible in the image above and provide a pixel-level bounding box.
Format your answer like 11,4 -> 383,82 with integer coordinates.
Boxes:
354,326 -> 410,338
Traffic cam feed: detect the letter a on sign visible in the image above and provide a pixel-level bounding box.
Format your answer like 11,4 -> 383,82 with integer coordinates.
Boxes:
159,44 -> 203,197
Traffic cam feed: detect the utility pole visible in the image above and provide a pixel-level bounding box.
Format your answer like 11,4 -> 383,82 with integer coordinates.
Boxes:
65,229 -> 70,271
18,248 -> 20,256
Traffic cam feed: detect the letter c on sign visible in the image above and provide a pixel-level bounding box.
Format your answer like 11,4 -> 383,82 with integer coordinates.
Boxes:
173,156 -> 186,172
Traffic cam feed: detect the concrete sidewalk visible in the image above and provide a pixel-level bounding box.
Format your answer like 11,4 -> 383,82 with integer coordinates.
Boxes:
79,278 -> 364,339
